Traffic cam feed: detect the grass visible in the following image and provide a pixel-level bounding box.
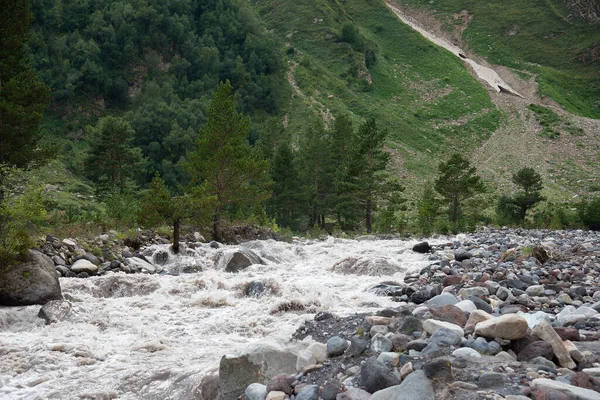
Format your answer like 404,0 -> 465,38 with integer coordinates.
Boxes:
253,0 -> 501,180
528,104 -> 584,138
396,0 -> 600,118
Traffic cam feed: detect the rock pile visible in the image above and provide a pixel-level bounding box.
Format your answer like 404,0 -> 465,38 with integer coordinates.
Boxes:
218,228 -> 600,400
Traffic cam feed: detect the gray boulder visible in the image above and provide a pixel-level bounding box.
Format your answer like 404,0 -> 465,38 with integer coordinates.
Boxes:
0,250 -> 62,306
219,343 -> 297,400
216,248 -> 265,272
296,385 -> 319,400
369,370 -> 434,400
71,259 -> 98,274
244,383 -> 267,400
38,300 -> 73,324
360,359 -> 400,394
327,336 -> 349,357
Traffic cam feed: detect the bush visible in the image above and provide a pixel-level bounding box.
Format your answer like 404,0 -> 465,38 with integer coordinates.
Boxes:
578,198 -> 600,231
0,185 -> 47,269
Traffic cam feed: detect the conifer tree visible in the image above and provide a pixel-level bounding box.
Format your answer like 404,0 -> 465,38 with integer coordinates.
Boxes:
434,153 -> 484,226
269,142 -> 303,230
83,116 -> 143,194
185,81 -> 271,242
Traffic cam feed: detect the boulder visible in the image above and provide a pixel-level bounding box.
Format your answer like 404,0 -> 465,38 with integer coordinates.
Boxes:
0,250 -> 62,306
422,357 -> 453,381
531,379 -> 600,400
71,259 -> 99,274
216,248 -> 265,272
429,327 -> 462,346
430,304 -> 467,327
533,321 -> 576,369
517,341 -> 553,361
307,342 -> 328,363
464,310 -> 494,334
245,383 -> 268,400
412,242 -> 431,253
371,333 -> 393,353
125,257 -> 156,274
423,319 -> 464,338
360,359 -> 400,394
474,314 -> 529,340
327,336 -> 349,357
38,300 -> 73,324
369,370 -> 434,400
219,343 -> 297,400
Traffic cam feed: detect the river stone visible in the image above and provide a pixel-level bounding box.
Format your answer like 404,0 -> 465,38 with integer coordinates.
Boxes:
217,248 -> 265,272
321,382 -> 342,400
370,370 -> 434,400
391,334 -> 411,352
360,358 -> 400,394
517,311 -> 553,329
219,343 -> 297,400
296,385 -> 319,400
38,299 -> 73,324
377,352 -> 399,367
454,249 -> 473,262
126,257 -> 156,274
245,383 -> 267,400
517,341 -> 554,361
531,379 -> 600,400
296,350 -> 317,372
426,293 -> 458,306
423,319 -> 464,337
474,314 -> 529,340
458,287 -> 489,298
526,285 -> 545,297
429,327 -> 462,346
266,374 -> 294,395
371,333 -> 393,353
307,342 -> 328,363
397,316 -> 422,334
478,372 -> 504,388
0,250 -> 62,306
465,310 -> 494,334
423,357 -> 453,381
327,336 -> 349,357
266,391 -> 286,400
430,304 -> 467,327
452,347 -> 482,358
533,321 -> 576,369
347,337 -> 368,357
412,242 -> 431,253
370,325 -> 389,336
455,299 -> 477,314
336,388 -> 371,400
71,259 -> 98,274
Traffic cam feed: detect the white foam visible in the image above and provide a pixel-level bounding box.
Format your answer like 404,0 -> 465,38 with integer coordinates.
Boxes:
0,237 -> 438,399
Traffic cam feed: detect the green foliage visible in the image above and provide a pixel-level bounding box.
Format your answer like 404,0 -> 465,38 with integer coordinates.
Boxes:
83,116 -> 144,194
497,167 -> 545,224
0,0 -> 51,172
269,142 -> 304,230
578,197 -> 600,231
416,184 -> 440,236
0,180 -> 47,269
434,153 -> 484,227
185,81 -> 271,241
527,104 -> 583,139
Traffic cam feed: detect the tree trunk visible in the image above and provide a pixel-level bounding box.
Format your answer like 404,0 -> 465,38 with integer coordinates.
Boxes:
172,218 -> 180,254
213,207 -> 222,243
366,199 -> 372,233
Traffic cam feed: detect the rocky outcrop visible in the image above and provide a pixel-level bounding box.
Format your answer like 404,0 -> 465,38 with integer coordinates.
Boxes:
0,250 -> 62,306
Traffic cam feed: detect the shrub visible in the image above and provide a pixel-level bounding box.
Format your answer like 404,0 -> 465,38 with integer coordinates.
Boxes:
578,198 -> 600,231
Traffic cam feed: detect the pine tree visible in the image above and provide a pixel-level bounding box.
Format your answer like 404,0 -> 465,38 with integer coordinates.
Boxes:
0,0 -> 51,198
497,167 -> 545,223
185,81 -> 271,242
269,142 -> 303,230
434,153 -> 484,226
83,116 -> 143,194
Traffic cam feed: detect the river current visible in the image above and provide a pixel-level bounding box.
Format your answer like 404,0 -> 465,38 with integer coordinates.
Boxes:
0,237 -> 439,400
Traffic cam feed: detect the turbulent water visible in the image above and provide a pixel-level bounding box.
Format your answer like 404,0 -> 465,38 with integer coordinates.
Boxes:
0,237 -> 437,400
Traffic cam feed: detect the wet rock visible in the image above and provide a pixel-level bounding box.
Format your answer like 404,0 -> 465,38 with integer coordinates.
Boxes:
474,314 -> 529,340
412,242 -> 431,253
38,300 -> 73,324
153,250 -> 170,265
217,248 -> 265,272
327,336 -> 349,357
126,257 -> 156,274
369,283 -> 405,297
246,281 -> 265,298
0,250 -> 62,306
360,359 -> 400,394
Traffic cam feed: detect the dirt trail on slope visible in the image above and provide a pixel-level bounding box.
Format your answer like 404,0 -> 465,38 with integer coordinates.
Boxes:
385,0 -> 600,197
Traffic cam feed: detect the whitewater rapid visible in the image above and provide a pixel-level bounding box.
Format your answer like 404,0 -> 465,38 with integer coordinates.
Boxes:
0,237 -> 439,400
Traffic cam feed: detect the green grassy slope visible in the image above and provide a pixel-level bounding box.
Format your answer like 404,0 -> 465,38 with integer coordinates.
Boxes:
253,0 -> 502,181
396,0 -> 600,118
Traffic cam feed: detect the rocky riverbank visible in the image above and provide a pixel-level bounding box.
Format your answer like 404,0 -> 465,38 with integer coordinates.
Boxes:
217,228 -> 600,400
